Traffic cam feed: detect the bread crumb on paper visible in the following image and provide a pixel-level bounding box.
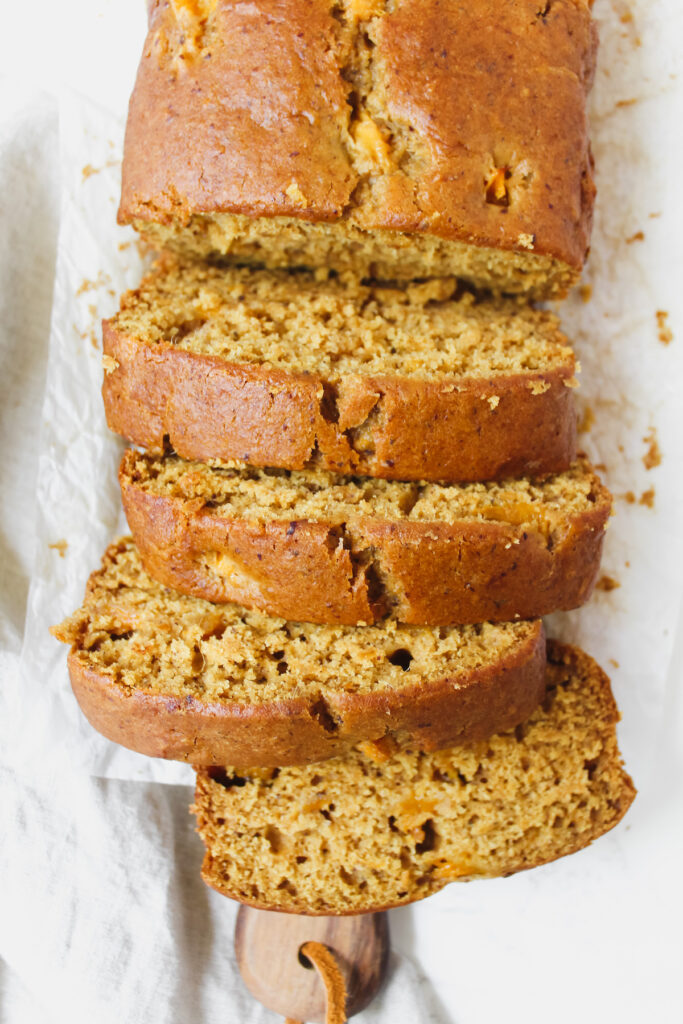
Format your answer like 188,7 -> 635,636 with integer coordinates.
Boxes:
76,270 -> 111,296
642,427 -> 662,469
656,310 -> 673,345
48,540 -> 68,558
639,488 -> 655,508
596,575 -> 621,593
625,231 -> 644,244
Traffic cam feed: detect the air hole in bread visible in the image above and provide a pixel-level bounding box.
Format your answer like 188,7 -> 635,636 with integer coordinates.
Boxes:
388,648 -> 413,671
263,825 -> 283,852
415,819 -> 438,854
209,769 -> 247,789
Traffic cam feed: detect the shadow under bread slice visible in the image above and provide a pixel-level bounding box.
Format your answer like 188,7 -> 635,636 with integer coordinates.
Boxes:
51,538 -> 546,768
193,642 -> 635,916
121,450 -> 611,626
102,261 -> 578,483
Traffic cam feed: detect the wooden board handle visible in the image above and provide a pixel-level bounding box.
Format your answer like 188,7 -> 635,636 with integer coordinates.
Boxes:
234,905 -> 390,1023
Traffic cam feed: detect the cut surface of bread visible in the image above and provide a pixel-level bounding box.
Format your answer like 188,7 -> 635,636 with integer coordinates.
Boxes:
51,538 -> 546,767
121,450 -> 611,625
103,261 -> 578,482
120,0 -> 597,297
193,642 -> 635,915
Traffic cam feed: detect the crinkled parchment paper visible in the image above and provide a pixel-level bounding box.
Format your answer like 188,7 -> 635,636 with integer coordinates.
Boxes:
12,0 -> 683,800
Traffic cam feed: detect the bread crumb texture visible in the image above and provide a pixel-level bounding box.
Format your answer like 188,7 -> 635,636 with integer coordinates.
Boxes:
125,452 -> 606,532
193,642 -> 635,914
111,259 -> 574,381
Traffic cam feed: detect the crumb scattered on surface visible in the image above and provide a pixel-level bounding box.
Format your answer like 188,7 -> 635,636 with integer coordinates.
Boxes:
118,241 -> 132,251
626,231 -> 644,244
639,488 -> 655,508
596,575 -> 621,593
81,158 -> 119,181
578,404 -> 595,434
609,659 -> 620,669
649,212 -> 661,219
616,98 -> 638,108
49,540 -> 68,558
656,310 -> 673,345
623,491 -> 636,504
76,270 -> 110,296
642,428 -> 662,469
579,284 -> 592,303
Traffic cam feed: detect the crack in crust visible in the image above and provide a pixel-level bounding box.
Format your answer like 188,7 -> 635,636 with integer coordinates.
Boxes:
121,0 -> 597,292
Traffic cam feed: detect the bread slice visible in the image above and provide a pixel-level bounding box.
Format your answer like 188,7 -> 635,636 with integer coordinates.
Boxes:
193,642 -> 635,915
119,0 -> 596,297
103,261 -> 578,483
121,450 -> 611,626
51,538 -> 547,768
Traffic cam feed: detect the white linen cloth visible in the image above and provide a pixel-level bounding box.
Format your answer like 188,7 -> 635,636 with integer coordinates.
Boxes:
1,1 -> 683,1020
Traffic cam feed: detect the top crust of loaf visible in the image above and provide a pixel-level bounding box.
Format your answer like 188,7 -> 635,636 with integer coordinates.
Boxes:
119,0 -> 597,294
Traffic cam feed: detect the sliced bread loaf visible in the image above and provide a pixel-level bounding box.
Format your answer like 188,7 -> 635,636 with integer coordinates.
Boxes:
121,450 -> 611,626
103,261 -> 578,483
119,0 -> 596,297
193,642 -> 635,915
51,538 -> 546,767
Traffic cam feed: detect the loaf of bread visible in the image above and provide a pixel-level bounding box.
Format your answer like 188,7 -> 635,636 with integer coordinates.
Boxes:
51,538 -> 547,767
120,0 -> 597,297
103,260 -> 578,482
121,450 -> 611,626
193,642 -> 635,915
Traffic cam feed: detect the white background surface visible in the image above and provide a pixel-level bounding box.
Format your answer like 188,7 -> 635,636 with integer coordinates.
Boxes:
1,1 -> 683,1021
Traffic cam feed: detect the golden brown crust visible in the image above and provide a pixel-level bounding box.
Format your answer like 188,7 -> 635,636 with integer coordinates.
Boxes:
65,620 -> 546,768
102,320 -> 578,483
119,0 -> 597,290
121,0 -> 355,224
194,642 -> 636,915
120,451 -> 611,625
